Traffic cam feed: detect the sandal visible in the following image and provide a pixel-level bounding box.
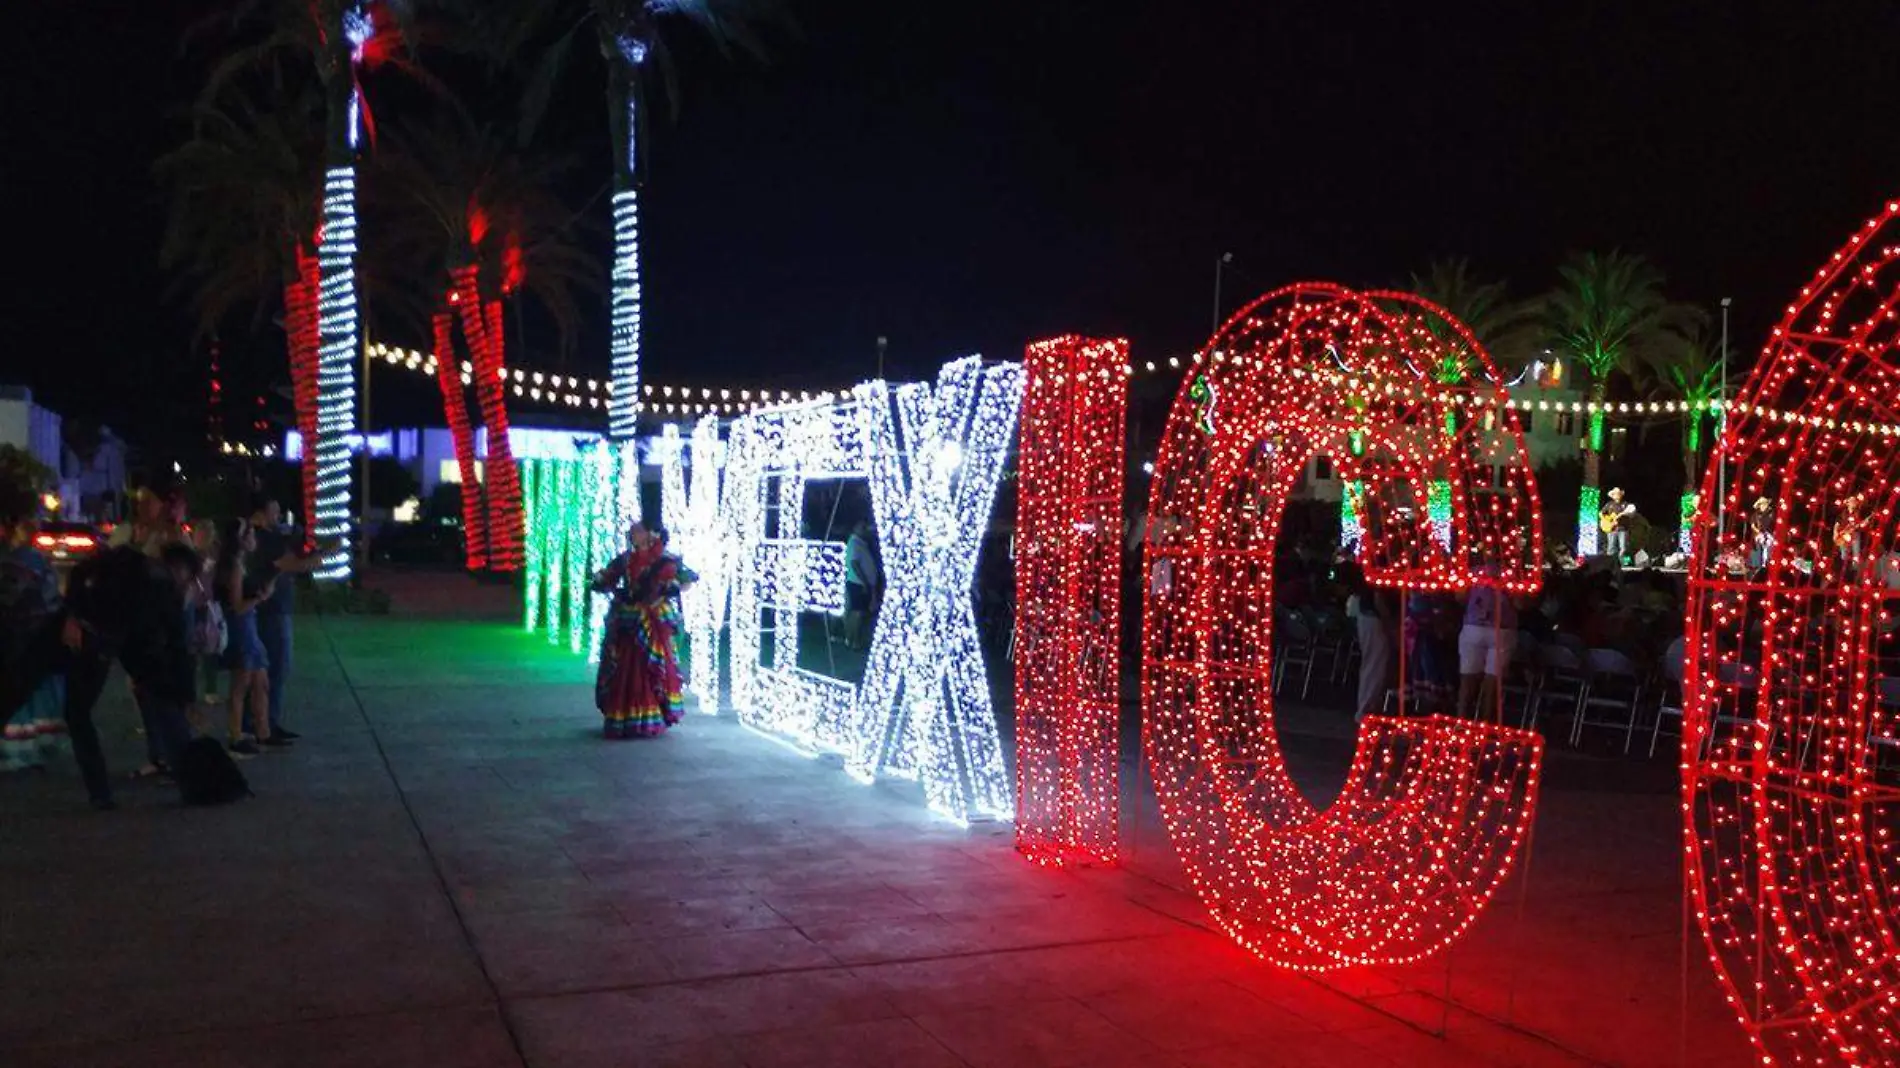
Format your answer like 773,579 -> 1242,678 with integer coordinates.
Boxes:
129,763 -> 169,781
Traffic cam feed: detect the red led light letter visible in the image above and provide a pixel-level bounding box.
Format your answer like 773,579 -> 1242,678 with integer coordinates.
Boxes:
1682,198 -> 1900,1064
1141,283 -> 1545,970
1015,336 -> 1130,867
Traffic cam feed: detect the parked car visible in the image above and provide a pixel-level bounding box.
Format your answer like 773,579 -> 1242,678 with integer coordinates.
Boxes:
34,520 -> 102,589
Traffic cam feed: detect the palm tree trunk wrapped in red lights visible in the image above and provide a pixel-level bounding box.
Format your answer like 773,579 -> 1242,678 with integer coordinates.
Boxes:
453,265 -> 523,571
285,247 -> 323,546
431,309 -> 487,570
1139,283 -> 1544,970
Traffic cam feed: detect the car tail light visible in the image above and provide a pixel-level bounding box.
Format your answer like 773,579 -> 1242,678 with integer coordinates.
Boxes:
33,533 -> 56,549
61,534 -> 96,550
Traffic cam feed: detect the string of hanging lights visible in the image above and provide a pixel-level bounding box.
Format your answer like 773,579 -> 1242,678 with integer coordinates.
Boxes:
365,339 -> 1900,436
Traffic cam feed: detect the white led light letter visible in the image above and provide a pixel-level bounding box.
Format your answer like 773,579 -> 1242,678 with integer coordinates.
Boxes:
721,356 -> 1023,823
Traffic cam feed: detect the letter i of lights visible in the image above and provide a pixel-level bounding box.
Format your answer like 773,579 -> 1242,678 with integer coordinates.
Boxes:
1014,336 -> 1129,868
657,418 -> 728,706
1142,283 -> 1544,970
721,356 -> 1023,823
1681,196 -> 1900,1066
312,166 -> 359,579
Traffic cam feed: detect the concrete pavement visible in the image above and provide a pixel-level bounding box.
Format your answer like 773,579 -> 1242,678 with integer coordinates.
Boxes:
0,576 -> 1752,1066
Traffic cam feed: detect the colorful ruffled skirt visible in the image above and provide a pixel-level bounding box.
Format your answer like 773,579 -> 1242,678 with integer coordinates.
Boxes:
595,603 -> 684,738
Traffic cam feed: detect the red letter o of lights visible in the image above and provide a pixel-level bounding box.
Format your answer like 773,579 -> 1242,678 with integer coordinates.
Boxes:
1683,199 -> 1900,1064
1141,283 -> 1545,970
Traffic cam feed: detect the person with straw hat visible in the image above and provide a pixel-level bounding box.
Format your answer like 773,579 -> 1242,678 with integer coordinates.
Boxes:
1600,487 -> 1637,563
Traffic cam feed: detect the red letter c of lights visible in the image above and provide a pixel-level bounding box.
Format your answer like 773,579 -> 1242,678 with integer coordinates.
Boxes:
1683,199 -> 1900,1065
1141,283 -> 1545,970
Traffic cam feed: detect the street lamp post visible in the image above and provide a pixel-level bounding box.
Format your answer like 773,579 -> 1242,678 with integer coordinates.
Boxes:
1717,297 -> 1731,538
1212,252 -> 1234,338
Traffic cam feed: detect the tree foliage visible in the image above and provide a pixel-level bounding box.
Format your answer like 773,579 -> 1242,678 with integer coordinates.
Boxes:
1543,250 -> 1705,392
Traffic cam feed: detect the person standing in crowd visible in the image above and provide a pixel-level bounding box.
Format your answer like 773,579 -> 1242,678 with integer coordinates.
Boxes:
107,485 -> 191,779
1340,550 -> 1394,723
1457,569 -> 1517,720
591,522 -> 697,739
844,520 -> 879,650
108,486 -> 182,556
1,504 -> 66,773
215,518 -> 283,758
3,545 -> 200,809
247,494 -> 329,742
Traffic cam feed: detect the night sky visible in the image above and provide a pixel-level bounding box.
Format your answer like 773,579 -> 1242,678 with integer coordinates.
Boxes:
8,1 -> 1900,454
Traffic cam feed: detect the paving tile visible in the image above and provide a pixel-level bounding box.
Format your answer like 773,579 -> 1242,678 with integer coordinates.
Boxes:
1081,979 -> 1320,1051
801,914 -> 973,965
616,892 -> 791,937
729,1018 -> 966,1068
1172,1032 -> 1397,1067
510,969 -> 904,1052
913,996 -> 1159,1068
761,886 -> 937,927
3,1006 -> 523,1068
649,926 -> 839,981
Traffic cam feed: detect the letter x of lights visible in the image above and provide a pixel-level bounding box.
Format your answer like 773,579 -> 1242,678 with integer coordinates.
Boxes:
716,356 -> 1023,824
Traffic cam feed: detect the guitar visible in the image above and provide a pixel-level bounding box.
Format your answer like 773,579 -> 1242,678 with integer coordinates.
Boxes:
1599,505 -> 1632,534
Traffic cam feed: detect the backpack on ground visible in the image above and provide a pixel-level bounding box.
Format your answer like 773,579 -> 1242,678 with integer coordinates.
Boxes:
174,736 -> 251,805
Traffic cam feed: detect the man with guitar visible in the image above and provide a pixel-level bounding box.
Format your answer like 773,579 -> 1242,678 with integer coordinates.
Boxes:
1835,493 -> 1869,576
1600,487 -> 1637,563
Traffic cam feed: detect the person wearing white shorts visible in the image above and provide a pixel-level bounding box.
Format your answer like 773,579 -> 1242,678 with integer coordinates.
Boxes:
1458,581 -> 1517,718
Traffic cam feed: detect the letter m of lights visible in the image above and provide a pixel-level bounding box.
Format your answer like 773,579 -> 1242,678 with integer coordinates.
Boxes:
724,356 -> 1024,824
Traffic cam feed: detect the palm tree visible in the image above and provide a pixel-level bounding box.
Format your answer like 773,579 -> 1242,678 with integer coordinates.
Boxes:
1408,258 -> 1546,383
1543,251 -> 1704,551
194,0 -> 427,579
490,0 -> 786,444
156,90 -> 326,536
369,115 -> 602,571
1644,323 -> 1723,552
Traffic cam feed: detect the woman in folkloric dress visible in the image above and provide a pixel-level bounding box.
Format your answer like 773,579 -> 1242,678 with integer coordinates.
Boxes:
591,523 -> 697,739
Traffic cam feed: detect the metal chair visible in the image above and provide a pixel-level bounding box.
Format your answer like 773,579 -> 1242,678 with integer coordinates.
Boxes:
1647,637 -> 1686,758
1528,643 -> 1588,736
1572,647 -> 1646,752
1272,610 -> 1320,700
1307,606 -> 1350,688
1498,631 -> 1542,727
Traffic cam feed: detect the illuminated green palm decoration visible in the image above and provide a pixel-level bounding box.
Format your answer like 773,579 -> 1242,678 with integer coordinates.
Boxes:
1544,251 -> 1704,554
